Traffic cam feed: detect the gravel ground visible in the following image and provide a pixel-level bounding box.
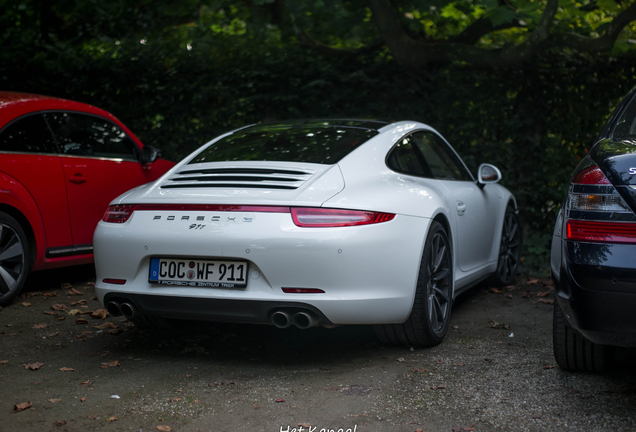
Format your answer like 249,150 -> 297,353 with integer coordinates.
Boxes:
1,265 -> 635,432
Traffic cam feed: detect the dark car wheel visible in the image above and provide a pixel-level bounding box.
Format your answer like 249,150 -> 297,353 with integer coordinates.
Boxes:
0,212 -> 30,307
489,206 -> 522,286
553,301 -> 611,372
375,221 -> 453,347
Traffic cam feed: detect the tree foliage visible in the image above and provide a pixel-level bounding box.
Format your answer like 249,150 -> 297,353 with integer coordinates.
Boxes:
2,0 -> 636,272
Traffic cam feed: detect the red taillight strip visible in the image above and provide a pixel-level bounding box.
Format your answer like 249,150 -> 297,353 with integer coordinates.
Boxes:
566,220 -> 636,243
133,204 -> 291,213
102,204 -> 291,223
282,288 -> 325,293
291,208 -> 395,227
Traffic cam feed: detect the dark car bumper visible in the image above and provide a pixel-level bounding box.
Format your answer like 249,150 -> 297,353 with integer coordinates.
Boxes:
555,240 -> 636,347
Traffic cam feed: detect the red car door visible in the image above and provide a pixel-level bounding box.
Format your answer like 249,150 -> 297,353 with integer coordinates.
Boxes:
44,112 -> 160,247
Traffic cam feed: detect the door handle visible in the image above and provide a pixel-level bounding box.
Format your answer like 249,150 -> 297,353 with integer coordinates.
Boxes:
69,174 -> 86,185
456,201 -> 466,216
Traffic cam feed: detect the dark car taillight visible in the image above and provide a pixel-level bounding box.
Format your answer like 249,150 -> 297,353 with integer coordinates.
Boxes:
565,163 -> 636,243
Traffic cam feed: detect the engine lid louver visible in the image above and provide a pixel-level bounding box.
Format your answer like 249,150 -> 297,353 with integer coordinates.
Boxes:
161,167 -> 316,190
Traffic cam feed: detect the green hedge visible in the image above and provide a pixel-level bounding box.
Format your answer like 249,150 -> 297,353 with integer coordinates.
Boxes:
3,36 -> 635,274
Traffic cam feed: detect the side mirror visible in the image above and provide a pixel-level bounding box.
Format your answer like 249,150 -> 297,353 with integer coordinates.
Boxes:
477,164 -> 502,186
141,145 -> 160,164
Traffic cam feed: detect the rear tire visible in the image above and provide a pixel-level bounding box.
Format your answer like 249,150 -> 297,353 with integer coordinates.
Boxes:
553,301 -> 610,372
489,206 -> 522,286
375,221 -> 453,347
0,212 -> 30,307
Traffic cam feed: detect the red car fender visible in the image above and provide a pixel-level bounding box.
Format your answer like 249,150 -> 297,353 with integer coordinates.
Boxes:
0,171 -> 47,271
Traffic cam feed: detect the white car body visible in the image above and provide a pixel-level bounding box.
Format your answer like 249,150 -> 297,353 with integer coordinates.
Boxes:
93,120 -> 516,337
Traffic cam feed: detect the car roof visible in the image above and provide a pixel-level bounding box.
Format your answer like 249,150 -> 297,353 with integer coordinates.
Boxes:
243,119 -> 391,132
0,91 -> 118,128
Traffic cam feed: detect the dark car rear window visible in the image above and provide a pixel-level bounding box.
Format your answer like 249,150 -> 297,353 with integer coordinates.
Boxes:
613,94 -> 636,139
189,123 -> 380,165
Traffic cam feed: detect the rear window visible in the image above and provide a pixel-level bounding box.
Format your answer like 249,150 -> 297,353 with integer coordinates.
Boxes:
613,94 -> 636,139
189,123 -> 379,165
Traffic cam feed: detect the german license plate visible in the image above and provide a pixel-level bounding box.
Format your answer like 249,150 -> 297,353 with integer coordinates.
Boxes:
149,258 -> 248,288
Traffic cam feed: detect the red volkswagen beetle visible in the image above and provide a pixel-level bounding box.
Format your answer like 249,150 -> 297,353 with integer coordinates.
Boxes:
0,92 -> 175,305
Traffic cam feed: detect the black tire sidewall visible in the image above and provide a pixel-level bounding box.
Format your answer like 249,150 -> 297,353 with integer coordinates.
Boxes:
0,211 -> 30,306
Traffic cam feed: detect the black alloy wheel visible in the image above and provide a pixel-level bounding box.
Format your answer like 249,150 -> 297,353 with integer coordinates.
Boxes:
375,221 -> 453,347
490,207 -> 522,286
0,212 -> 30,306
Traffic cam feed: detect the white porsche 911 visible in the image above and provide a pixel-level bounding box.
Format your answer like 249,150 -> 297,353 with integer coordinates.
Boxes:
94,119 -> 520,347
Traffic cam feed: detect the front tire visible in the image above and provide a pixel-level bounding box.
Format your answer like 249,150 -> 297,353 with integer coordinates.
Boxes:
553,301 -> 610,372
375,221 -> 453,347
0,212 -> 30,306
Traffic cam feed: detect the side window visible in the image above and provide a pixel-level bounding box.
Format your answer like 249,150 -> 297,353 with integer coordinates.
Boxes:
44,112 -> 139,161
613,94 -> 636,139
412,132 -> 472,181
0,114 -> 58,154
386,135 -> 433,178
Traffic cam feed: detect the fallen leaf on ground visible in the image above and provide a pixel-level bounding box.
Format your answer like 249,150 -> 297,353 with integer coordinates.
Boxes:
538,298 -> 555,305
489,320 -> 510,330
93,322 -> 118,330
43,291 -> 58,297
537,291 -> 550,298
81,380 -> 93,386
413,368 -> 430,373
90,309 -> 109,320
430,385 -> 445,390
100,360 -> 120,368
43,311 -> 58,316
47,332 -> 60,338
68,309 -> 80,316
71,299 -> 88,306
522,292 -> 531,299
53,420 -> 67,427
0,360 -> 7,364
76,318 -> 89,325
80,397 -> 86,402
452,362 -> 465,366
48,399 -> 61,403
12,402 -> 32,413
528,278 -> 539,285
489,288 -> 502,294
22,302 -> 31,307
87,414 -> 98,420
107,328 -> 124,335
396,358 -> 405,362
23,363 -> 44,370
66,288 -> 82,296
59,367 -> 75,372
107,416 -> 118,422
157,427 -> 173,432
51,304 -> 67,311
32,323 -> 47,329
543,365 -> 556,369
505,294 -> 513,299
505,285 -> 516,290
275,398 -> 285,403
61,282 -> 72,290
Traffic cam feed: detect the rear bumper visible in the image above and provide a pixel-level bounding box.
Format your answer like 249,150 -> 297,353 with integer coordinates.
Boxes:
94,209 -> 431,325
556,239 -> 636,347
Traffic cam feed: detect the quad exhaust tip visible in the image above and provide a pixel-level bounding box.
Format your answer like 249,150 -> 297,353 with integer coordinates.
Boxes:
106,301 -> 122,317
120,302 -> 136,320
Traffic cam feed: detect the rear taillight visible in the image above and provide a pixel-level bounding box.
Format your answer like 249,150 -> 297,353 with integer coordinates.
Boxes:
102,205 -> 138,223
565,162 -> 636,243
291,208 -> 395,227
566,220 -> 636,243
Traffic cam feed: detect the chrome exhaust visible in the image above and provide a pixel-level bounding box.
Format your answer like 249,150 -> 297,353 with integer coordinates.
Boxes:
120,302 -> 136,320
271,311 -> 292,328
106,301 -> 122,317
292,311 -> 319,329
